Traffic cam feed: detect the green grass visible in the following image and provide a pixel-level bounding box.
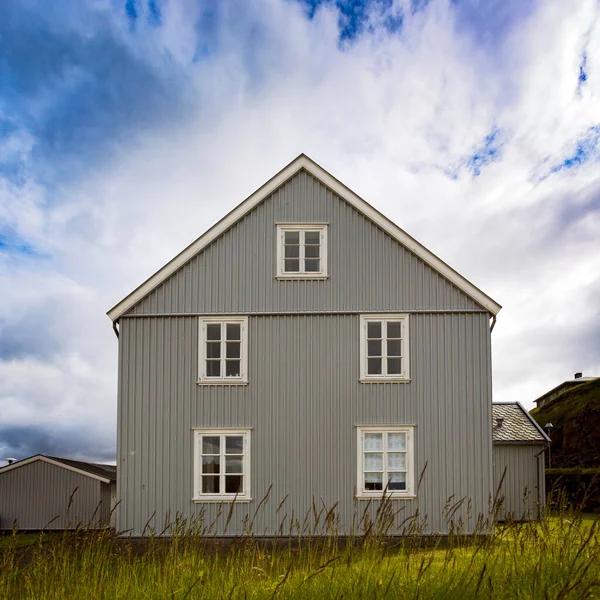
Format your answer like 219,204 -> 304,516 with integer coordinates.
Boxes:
0,532 -> 67,550
547,468 -> 600,476
1,512 -> 599,599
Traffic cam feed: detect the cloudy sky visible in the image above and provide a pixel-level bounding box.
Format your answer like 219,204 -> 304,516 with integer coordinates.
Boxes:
0,0 -> 598,465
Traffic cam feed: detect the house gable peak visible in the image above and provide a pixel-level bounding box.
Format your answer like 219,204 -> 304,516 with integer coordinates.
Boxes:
107,154 -> 501,321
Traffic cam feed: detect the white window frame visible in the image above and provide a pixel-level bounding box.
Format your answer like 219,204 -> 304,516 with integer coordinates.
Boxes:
198,316 -> 249,385
356,425 -> 415,499
359,314 -> 410,382
276,223 -> 328,279
193,428 -> 251,502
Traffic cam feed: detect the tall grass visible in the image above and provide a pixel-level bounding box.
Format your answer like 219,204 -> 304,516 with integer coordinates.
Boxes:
1,497 -> 599,599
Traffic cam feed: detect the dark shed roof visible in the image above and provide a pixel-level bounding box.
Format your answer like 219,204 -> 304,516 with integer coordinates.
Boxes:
46,456 -> 116,481
492,403 -> 549,444
0,454 -> 116,483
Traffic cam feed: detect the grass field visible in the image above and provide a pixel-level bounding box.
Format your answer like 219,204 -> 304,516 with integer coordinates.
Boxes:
1,511 -> 599,599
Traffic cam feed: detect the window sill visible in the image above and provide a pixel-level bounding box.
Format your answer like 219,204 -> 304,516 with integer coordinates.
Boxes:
197,380 -> 248,386
359,378 -> 411,384
356,494 -> 416,500
193,497 -> 252,503
275,275 -> 329,280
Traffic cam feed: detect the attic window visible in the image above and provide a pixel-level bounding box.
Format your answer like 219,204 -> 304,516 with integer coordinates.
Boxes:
276,224 -> 328,279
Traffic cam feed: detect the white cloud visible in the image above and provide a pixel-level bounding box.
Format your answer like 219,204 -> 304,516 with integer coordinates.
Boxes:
0,0 -> 599,462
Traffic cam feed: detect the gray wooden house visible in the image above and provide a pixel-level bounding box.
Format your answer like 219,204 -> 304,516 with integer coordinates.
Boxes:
492,403 -> 549,521
108,154 -> 502,537
0,455 -> 116,530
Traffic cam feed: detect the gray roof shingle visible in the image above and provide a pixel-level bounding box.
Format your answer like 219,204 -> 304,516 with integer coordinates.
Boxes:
492,403 -> 549,443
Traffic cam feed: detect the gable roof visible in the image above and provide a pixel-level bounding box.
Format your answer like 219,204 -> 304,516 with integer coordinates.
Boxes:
492,403 -> 549,444
0,454 -> 116,483
108,154 -> 502,321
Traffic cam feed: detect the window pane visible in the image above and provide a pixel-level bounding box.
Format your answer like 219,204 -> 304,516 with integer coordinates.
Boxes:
284,259 -> 300,272
367,322 -> 382,339
202,476 -> 219,494
225,475 -> 243,494
305,245 -> 319,258
388,433 -> 406,452
364,453 -> 383,471
226,342 -> 240,359
364,433 -> 382,451
367,340 -> 381,357
206,342 -> 220,359
387,340 -> 401,357
225,436 -> 243,454
284,245 -> 300,258
387,358 -> 402,375
387,322 -> 402,339
202,456 -> 220,474
202,436 -> 220,454
226,456 -> 243,473
304,231 -> 320,245
367,358 -> 382,375
284,231 -> 300,244
387,453 -> 406,471
364,473 -> 383,491
206,323 -> 221,341
305,259 -> 320,272
225,360 -> 241,377
206,360 -> 221,377
226,323 -> 241,341
388,473 -> 406,491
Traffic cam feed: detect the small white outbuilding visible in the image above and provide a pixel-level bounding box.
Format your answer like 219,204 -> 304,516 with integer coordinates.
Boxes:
0,454 -> 116,530
492,403 -> 550,521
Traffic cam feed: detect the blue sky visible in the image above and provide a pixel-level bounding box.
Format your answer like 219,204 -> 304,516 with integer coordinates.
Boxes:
0,0 -> 599,463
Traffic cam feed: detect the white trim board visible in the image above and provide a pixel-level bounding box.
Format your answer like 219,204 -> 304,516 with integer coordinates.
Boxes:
107,154 -> 502,321
0,455 -> 112,484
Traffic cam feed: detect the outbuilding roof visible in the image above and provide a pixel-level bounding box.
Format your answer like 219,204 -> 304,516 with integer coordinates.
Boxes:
492,403 -> 549,444
0,454 -> 116,483
47,456 -> 116,481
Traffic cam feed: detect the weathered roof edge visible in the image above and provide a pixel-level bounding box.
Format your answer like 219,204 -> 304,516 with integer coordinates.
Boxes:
0,454 -> 114,484
493,402 -> 550,443
107,153 -> 502,321
533,377 -> 599,406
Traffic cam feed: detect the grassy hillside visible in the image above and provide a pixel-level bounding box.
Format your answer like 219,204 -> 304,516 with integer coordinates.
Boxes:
530,378 -> 600,469
530,378 -> 600,427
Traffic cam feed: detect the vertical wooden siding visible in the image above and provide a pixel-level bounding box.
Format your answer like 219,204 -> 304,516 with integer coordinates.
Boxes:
493,445 -> 545,521
128,170 -> 482,316
0,462 -> 109,530
117,312 -> 493,536
100,481 -> 113,525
